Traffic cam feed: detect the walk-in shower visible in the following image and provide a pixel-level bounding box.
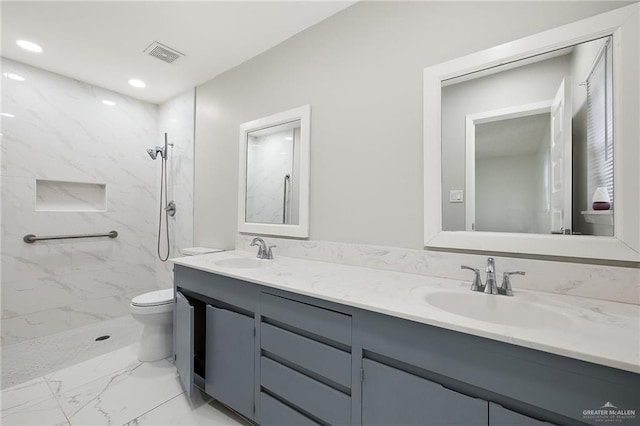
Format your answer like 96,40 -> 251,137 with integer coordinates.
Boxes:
148,133 -> 176,262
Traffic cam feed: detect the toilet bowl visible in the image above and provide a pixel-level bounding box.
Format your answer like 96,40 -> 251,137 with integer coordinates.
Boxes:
130,288 -> 174,362
130,247 -> 224,362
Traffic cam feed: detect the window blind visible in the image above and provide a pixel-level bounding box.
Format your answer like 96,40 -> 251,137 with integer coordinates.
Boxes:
586,38 -> 614,207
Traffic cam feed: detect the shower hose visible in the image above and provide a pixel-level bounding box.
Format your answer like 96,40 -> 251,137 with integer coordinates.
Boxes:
157,153 -> 170,262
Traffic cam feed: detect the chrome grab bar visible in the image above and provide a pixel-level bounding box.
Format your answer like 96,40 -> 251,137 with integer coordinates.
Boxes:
283,174 -> 291,224
23,230 -> 118,244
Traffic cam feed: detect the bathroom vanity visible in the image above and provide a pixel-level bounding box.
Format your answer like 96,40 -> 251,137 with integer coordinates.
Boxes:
171,7 -> 640,425
172,251 -> 639,426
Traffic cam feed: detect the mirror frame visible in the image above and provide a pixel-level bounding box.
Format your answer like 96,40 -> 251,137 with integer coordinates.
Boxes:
238,105 -> 311,238
424,4 -> 640,262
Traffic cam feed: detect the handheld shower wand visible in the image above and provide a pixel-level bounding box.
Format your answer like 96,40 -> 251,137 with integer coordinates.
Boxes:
147,133 -> 175,262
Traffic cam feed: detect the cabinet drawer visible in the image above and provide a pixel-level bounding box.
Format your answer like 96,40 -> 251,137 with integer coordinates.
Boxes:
175,266 -> 257,312
261,323 -> 351,389
261,356 -> 351,425
362,358 -> 488,426
261,293 -> 351,346
259,392 -> 321,426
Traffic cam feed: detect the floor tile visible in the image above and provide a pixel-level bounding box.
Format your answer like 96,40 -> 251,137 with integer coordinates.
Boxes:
124,390 -> 250,426
0,396 -> 69,426
0,377 -> 55,417
2,315 -> 142,389
57,359 -> 183,426
3,317 -> 255,425
45,343 -> 139,395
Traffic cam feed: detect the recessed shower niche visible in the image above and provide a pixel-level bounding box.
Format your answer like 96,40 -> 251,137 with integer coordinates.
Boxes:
35,179 -> 107,212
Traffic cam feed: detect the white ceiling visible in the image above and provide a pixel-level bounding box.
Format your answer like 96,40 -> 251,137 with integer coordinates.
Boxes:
1,1 -> 355,104
476,113 -> 550,159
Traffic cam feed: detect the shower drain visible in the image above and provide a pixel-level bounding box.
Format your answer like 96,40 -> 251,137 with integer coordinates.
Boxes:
94,335 -> 110,341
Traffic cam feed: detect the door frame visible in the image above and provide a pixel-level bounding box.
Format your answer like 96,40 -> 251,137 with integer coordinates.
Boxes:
465,100 -> 552,231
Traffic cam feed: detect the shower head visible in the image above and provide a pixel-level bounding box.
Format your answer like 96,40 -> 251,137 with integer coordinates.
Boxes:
146,146 -> 165,160
147,134 -> 174,160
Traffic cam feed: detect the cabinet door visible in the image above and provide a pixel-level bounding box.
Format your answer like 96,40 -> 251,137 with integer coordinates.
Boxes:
362,359 -> 488,426
205,306 -> 255,420
175,291 -> 194,398
490,403 -> 552,426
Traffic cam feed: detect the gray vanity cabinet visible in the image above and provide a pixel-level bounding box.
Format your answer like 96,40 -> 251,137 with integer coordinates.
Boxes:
362,358 -> 488,426
205,306 -> 255,420
174,265 -> 640,426
175,291 -> 194,398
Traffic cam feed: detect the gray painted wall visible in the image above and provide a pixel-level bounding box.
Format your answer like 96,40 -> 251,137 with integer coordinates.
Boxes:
194,1 -> 628,250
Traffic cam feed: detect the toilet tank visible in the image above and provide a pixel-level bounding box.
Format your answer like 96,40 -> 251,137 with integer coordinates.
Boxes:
182,247 -> 225,256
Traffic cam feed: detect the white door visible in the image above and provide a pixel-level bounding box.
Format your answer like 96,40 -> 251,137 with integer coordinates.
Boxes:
549,78 -> 572,234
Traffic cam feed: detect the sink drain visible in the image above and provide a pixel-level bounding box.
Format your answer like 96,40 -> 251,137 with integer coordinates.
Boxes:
95,335 -> 110,341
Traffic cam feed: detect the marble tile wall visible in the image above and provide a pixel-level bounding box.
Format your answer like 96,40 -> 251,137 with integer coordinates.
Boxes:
155,90 -> 195,290
246,129 -> 294,224
1,59 -> 160,345
236,235 -> 640,305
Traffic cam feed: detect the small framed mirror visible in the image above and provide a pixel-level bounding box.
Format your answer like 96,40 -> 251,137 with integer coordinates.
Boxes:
238,105 -> 310,238
424,5 -> 640,261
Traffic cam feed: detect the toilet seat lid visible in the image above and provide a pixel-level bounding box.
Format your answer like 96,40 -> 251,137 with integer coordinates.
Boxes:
131,289 -> 174,307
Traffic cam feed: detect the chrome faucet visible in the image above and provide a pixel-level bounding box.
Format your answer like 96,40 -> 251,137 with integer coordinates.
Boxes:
250,237 -> 276,260
484,257 -> 498,295
461,257 -> 524,296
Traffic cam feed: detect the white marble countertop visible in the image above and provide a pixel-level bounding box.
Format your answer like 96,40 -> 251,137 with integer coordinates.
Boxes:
172,250 -> 640,374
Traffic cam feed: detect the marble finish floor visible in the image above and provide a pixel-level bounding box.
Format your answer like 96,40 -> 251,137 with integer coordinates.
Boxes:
0,343 -> 249,426
2,316 -> 143,389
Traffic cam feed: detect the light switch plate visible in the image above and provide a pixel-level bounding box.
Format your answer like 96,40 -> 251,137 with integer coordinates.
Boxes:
449,190 -> 463,203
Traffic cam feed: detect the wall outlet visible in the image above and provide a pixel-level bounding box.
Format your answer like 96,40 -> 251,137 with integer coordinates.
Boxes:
449,190 -> 463,203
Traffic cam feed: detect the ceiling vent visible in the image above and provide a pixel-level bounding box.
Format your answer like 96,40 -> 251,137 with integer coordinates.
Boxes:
143,41 -> 184,64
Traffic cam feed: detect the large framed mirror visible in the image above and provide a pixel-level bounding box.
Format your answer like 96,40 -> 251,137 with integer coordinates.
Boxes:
238,105 -> 310,238
424,4 -> 639,261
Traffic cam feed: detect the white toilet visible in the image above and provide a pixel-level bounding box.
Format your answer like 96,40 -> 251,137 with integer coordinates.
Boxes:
130,247 -> 224,362
130,288 -> 175,362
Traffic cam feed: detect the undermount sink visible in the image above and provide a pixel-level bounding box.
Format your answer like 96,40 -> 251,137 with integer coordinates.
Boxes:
423,291 -> 569,328
214,258 -> 264,269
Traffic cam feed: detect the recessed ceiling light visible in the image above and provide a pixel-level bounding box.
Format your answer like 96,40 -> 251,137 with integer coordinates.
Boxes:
1,112 -> 16,118
16,40 -> 42,53
128,79 -> 146,88
102,100 -> 116,106
3,72 -> 25,81
285,136 -> 293,141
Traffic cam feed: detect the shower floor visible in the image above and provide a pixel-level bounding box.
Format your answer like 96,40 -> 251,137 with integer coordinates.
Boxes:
1,315 -> 142,389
